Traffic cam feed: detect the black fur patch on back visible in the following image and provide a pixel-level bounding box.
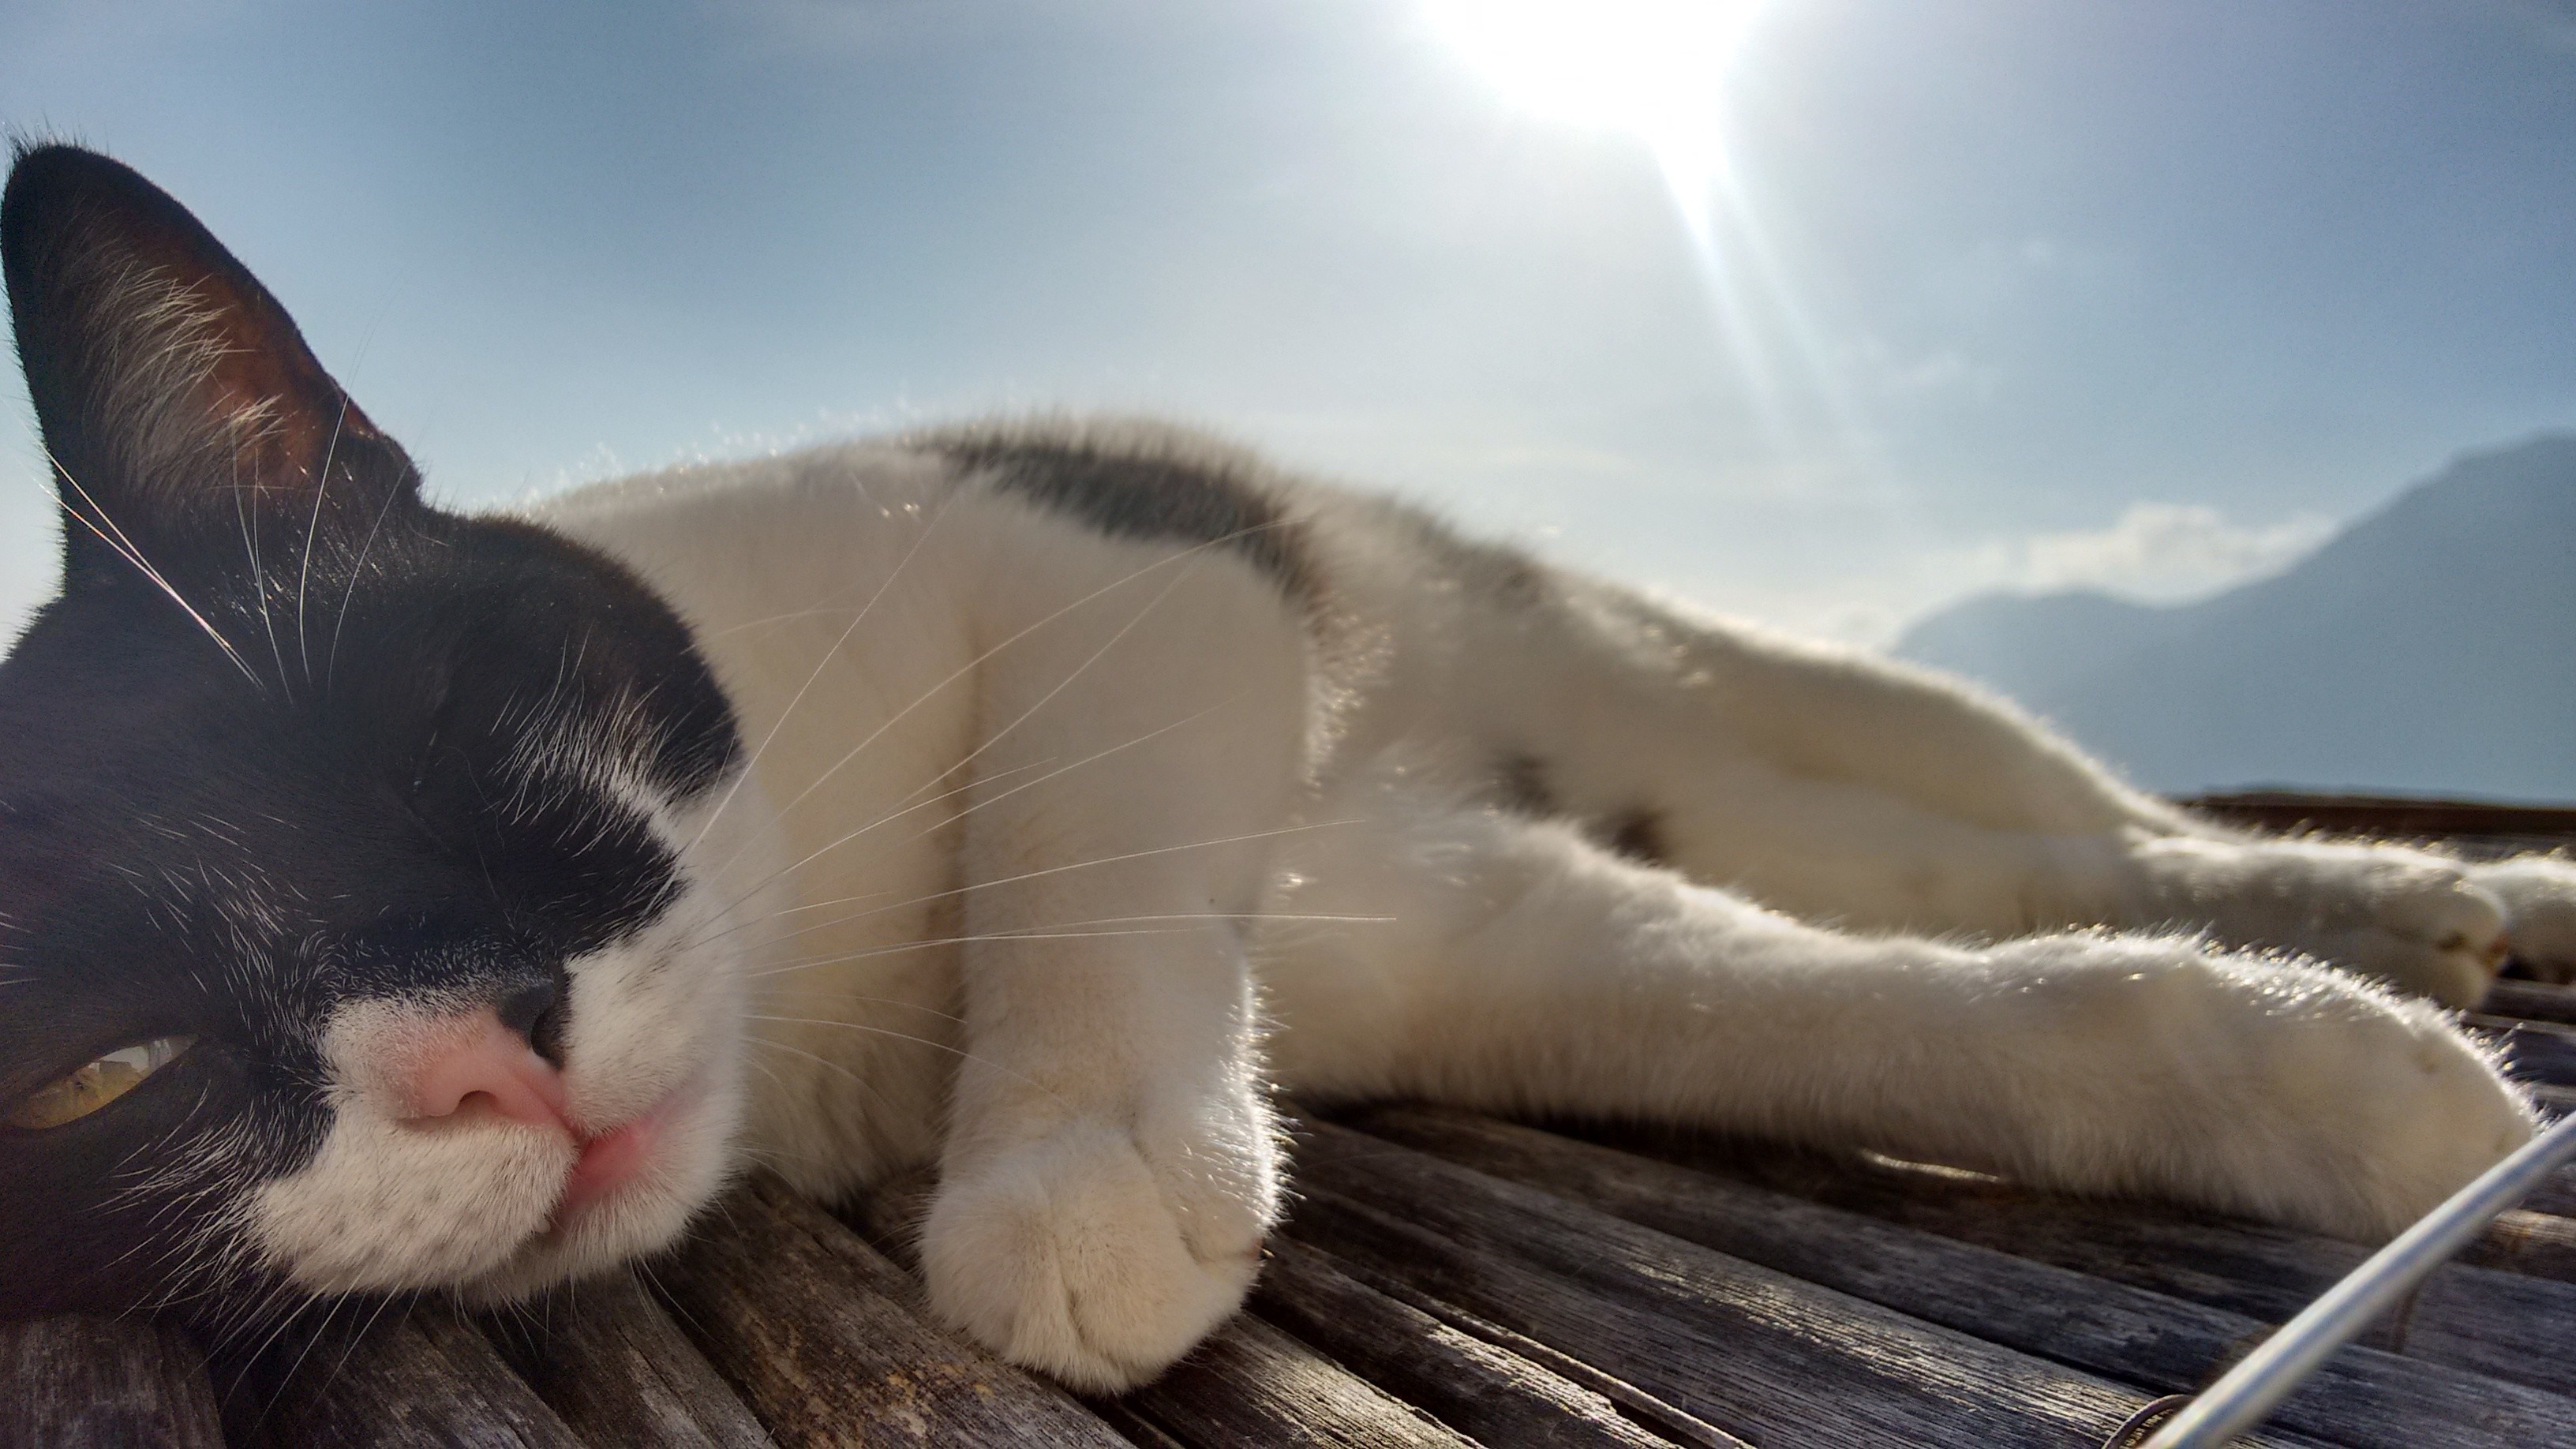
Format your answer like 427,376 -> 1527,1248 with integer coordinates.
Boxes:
924,425 -> 1320,612
1598,808 -> 1670,867
1492,752 -> 1558,817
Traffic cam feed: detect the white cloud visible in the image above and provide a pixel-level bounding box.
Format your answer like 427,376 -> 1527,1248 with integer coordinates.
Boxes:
1971,502 -> 2335,603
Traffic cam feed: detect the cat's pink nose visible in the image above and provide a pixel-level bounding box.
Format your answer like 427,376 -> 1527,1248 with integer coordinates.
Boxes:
401,1009 -> 572,1133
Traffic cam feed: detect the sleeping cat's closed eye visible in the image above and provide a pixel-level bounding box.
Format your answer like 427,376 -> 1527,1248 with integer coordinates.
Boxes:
3,1036 -> 196,1131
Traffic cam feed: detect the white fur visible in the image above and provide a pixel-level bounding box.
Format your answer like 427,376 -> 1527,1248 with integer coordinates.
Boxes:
271,420 -> 2564,1391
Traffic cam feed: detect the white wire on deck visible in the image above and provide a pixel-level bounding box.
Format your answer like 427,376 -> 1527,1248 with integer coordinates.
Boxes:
2141,1107 -> 2576,1448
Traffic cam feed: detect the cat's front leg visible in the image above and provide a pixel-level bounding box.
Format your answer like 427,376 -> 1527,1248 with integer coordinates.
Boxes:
915,532 -> 1311,1391
1267,776 -> 2536,1243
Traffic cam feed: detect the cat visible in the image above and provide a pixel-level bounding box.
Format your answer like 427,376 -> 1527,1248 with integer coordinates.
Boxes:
4,142 -> 2575,1395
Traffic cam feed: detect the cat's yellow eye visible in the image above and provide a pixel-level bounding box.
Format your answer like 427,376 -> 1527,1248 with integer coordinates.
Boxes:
5,1036 -> 195,1130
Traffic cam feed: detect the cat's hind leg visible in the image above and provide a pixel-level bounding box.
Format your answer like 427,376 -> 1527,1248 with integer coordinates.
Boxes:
1263,758 -> 2535,1241
1440,580 -> 2524,1004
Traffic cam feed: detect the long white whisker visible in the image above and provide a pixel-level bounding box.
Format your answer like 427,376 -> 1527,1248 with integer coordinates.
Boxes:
42,447 -> 265,691
325,470 -> 406,695
684,491 -> 957,857
677,756 -> 1057,954
745,925 -> 1213,978
743,909 -> 1393,979
739,819 -> 1363,960
706,691 -> 1232,934
294,396 -> 348,685
744,1017 -> 1069,1106
754,519 -> 1288,837
234,451 -> 294,701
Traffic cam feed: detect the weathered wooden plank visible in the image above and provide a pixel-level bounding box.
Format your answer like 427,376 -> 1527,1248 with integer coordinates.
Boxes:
2181,791 -> 2576,841
1249,1236 -> 1676,1448
1280,1118 -> 2317,1449
1309,1256 -> 1754,1449
2467,1208 -> 2576,1283
242,1300 -> 586,1449
1578,1114 -> 2576,1395
0,1314 -> 223,1449
2484,979 -> 2576,1028
2469,1014 -> 2576,1088
653,1170 -> 1127,1448
489,1271 -> 777,1448
1341,1103 -> 2576,1449
1116,1313 -> 1474,1448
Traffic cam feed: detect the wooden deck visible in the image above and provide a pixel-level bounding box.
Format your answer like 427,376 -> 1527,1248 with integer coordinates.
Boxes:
9,796 -> 2576,1448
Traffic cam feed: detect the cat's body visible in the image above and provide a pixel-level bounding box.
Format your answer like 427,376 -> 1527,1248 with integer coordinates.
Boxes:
4,146 -> 2575,1394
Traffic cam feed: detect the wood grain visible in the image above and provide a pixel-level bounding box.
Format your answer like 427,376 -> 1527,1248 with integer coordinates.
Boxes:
0,1314 -> 224,1449
652,1170 -> 1128,1447
489,1270 -> 777,1448
1574,1111 -> 2576,1396
1116,1313 -> 1473,1448
242,1301 -> 586,1449
1250,1237 -> 1676,1448
1339,1103 -> 2576,1449
1281,1118 -> 2320,1449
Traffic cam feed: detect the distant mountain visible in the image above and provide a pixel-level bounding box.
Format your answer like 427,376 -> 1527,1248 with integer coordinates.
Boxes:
1896,435 -> 2576,802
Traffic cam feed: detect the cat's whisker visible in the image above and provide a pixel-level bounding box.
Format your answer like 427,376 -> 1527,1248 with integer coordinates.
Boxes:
743,925 -> 1212,979
778,818 -> 1371,946
709,751 -> 1058,899
293,396 -> 350,687
743,985 -> 965,1022
744,1016 -> 1069,1106
739,905 -> 1396,978
324,463 -> 410,695
41,446 -> 267,693
925,547 -> 1216,802
704,688 -> 1233,930
683,492 -> 960,859
316,1286 -> 403,1395
234,451 -> 298,703
743,1032 -> 903,1114
750,519 -> 1289,841
698,820 -> 1362,970
692,672 -> 1263,938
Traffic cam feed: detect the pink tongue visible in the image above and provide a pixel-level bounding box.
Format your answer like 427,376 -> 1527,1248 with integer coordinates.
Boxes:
554,1113 -> 661,1224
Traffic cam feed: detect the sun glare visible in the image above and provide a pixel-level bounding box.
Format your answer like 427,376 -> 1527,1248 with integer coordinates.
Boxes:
1425,0 -> 1837,449
1422,0 -> 1765,191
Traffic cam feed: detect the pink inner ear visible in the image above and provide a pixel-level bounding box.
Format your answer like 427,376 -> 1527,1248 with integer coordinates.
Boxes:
151,255 -> 382,491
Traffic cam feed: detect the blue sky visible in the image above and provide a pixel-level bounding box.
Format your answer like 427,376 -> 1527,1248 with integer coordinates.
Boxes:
5,0 -> 2574,644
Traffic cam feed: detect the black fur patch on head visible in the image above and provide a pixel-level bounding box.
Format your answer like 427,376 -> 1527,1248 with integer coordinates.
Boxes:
921,421 -> 1322,613
0,144 -> 742,1323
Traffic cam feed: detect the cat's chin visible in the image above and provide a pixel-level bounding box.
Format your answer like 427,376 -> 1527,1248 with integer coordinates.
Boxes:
451,1063 -> 746,1305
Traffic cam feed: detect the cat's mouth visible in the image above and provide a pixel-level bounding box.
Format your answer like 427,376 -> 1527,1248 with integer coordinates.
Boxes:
547,1067 -> 708,1230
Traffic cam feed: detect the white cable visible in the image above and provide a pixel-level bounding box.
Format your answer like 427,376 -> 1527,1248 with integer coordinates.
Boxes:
2140,1108 -> 2576,1448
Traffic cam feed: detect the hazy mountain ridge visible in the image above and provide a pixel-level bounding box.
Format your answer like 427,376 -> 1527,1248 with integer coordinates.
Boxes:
1896,435 -> 2576,801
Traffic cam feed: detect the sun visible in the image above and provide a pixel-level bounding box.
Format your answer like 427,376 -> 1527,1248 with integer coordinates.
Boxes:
1421,0 -> 1767,189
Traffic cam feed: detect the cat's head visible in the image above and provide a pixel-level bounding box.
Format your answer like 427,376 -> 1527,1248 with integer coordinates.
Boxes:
0,144 -> 763,1325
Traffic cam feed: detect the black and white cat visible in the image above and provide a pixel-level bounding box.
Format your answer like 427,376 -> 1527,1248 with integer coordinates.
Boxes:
4,144 -> 2574,1393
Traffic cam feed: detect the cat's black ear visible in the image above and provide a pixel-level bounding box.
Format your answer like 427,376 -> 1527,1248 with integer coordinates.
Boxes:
2,144 -> 421,590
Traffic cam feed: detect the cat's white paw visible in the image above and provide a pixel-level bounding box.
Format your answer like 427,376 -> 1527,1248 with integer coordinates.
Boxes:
919,1113 -> 1275,1391
2469,855 -> 2576,984
2132,835 -> 2509,1005
2004,938 -> 2534,1239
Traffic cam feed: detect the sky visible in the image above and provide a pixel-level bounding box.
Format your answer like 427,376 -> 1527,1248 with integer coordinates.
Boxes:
3,0 -> 2574,646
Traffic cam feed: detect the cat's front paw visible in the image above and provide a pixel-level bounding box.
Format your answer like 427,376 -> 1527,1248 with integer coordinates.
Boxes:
2469,855 -> 2576,984
2075,947 -> 2537,1239
2133,835 -> 2509,1005
920,1113 -> 1276,1392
